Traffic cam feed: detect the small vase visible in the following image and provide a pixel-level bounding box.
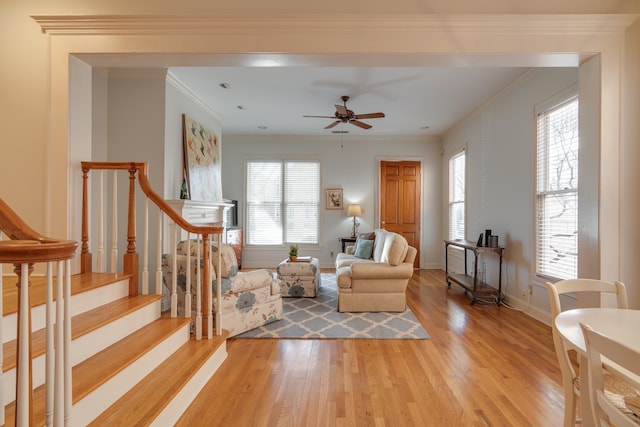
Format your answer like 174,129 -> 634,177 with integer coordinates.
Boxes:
289,255 -> 297,262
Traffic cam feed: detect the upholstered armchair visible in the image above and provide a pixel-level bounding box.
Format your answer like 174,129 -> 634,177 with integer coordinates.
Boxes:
162,240 -> 283,337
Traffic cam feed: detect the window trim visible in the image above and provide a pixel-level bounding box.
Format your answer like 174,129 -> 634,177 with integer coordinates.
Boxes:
534,85 -> 579,281
448,148 -> 466,241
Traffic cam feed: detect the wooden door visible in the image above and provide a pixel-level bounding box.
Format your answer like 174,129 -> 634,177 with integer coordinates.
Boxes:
380,160 -> 420,268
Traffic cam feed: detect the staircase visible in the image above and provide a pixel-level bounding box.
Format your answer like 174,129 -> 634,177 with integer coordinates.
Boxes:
2,272 -> 228,426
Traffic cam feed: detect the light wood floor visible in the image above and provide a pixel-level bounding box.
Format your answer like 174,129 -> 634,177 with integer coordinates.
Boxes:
177,269 -> 564,426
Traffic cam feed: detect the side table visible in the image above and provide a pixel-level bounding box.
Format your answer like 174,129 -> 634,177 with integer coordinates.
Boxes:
338,237 -> 357,253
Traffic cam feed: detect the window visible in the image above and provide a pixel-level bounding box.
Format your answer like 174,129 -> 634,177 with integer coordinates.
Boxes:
246,159 -> 320,245
536,93 -> 579,280
449,149 -> 465,240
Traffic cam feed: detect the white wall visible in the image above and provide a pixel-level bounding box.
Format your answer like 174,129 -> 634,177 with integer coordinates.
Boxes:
164,73 -> 223,201
222,135 -> 441,268
442,68 -> 580,320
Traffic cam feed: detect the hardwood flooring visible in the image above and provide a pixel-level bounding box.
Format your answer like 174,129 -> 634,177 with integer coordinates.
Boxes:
177,269 -> 564,426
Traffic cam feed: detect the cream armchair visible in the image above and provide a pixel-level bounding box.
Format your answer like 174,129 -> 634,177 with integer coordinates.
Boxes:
162,240 -> 283,337
335,229 -> 417,312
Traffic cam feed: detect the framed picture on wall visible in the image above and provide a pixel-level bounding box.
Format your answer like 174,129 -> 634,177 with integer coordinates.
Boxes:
325,188 -> 343,210
182,114 -> 223,202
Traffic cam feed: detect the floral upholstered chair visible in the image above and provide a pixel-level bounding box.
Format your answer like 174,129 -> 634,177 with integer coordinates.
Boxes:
162,239 -> 283,337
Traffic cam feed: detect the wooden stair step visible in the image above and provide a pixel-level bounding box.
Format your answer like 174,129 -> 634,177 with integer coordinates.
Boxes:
2,272 -> 131,315
2,294 -> 162,372
89,332 -> 229,426
3,317 -> 192,427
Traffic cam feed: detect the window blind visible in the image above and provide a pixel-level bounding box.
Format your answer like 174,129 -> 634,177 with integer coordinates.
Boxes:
449,150 -> 466,240
246,159 -> 320,245
536,95 -> 579,280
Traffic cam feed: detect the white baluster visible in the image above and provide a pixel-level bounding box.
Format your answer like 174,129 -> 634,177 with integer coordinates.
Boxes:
195,236 -> 202,340
185,234 -> 192,318
111,170 -> 118,273
155,209 -> 163,296
170,224 -> 177,317
216,232 -> 222,337
64,259 -> 72,426
54,261 -> 64,426
16,263 -> 31,426
45,263 -> 54,426
207,238 -> 215,339
141,197 -> 149,295
97,170 -> 104,272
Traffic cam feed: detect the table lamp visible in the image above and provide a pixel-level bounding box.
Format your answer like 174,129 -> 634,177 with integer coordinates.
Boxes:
346,204 -> 362,238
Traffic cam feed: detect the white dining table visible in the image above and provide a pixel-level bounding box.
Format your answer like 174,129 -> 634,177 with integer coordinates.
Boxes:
554,308 -> 640,427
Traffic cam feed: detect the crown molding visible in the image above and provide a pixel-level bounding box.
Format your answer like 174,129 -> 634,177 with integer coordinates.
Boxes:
166,71 -> 223,122
32,14 -> 638,36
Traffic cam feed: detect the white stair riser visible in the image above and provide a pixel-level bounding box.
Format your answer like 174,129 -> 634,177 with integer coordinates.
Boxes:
2,278 -> 129,343
71,323 -> 191,426
70,299 -> 162,366
0,299 -> 162,406
150,343 -> 227,427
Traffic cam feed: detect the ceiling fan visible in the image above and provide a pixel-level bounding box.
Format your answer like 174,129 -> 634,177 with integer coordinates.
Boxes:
303,96 -> 385,130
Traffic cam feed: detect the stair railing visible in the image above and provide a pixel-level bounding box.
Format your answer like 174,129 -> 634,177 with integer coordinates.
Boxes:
80,162 -> 224,339
0,198 -> 78,427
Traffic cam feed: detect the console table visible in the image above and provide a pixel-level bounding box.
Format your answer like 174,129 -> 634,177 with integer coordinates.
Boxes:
444,239 -> 504,305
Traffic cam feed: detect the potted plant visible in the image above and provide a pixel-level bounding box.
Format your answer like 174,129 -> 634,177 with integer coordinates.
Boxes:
289,243 -> 298,262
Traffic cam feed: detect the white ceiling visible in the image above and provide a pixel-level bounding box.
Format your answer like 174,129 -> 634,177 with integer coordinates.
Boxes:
168,65 -> 529,136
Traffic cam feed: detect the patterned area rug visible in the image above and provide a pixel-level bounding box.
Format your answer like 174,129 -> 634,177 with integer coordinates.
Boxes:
235,273 -> 430,339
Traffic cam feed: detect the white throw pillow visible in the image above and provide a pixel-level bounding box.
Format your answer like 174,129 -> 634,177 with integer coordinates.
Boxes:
373,228 -> 387,262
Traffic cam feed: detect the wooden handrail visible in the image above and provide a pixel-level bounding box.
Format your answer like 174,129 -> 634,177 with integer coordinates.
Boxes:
0,198 -> 78,262
81,162 -> 223,236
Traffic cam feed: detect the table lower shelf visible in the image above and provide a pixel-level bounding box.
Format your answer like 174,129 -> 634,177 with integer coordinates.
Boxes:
446,273 -> 502,305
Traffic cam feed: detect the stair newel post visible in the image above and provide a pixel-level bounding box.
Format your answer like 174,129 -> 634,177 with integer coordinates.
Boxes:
215,232 -> 222,337
80,165 -> 92,274
123,166 -> 139,296
14,261 -> 34,427
202,234 -> 212,339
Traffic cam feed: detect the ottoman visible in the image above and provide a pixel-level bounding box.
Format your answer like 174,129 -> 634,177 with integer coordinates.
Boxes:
277,257 -> 321,297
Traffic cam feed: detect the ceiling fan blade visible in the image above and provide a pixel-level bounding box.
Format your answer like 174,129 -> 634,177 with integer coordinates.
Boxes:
303,115 -> 336,118
324,120 -> 341,129
350,120 -> 372,130
335,104 -> 348,116
354,112 -> 385,119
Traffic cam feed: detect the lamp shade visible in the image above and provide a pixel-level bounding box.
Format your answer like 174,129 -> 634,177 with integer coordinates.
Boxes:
346,204 -> 362,216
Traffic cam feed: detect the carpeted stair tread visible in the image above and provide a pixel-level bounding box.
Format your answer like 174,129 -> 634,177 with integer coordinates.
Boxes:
3,317 -> 191,426
89,331 -> 229,426
3,294 -> 162,372
2,272 -> 131,316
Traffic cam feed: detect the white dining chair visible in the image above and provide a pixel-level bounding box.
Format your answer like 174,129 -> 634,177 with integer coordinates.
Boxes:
546,279 -> 629,427
580,323 -> 640,426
